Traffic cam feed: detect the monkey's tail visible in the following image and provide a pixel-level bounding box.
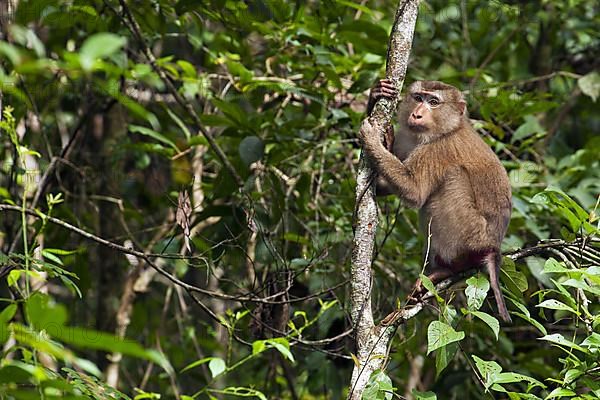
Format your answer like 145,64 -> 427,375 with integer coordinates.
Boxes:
484,251 -> 512,323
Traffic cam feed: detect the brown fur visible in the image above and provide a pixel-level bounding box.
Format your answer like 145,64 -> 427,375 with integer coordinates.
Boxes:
360,80 -> 512,322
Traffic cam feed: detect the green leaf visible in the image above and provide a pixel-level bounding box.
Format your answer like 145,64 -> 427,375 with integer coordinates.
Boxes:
470,311 -> 500,340
536,299 -> 579,316
42,248 -> 78,256
349,70 -> 378,94
0,42 -> 22,65
225,60 -> 253,83
539,333 -> 588,353
562,278 -> 600,296
420,274 -> 443,303
427,321 -> 465,355
563,368 -> 584,385
9,25 -> 45,57
509,161 -> 541,188
543,258 -> 569,274
25,293 -> 68,330
129,125 -> 179,152
252,340 -> 266,355
472,355 -> 502,390
334,0 -> 377,15
165,107 -> 192,140
100,82 -> 160,129
512,115 -> 545,143
181,357 -> 216,373
550,279 -> 578,308
10,325 -> 102,376
0,304 -> 17,324
465,275 -> 490,311
53,326 -> 173,374
80,33 -> 126,70
7,270 -> 20,287
435,342 -> 458,377
494,372 -> 545,388
265,338 -> 295,363
531,187 -> 592,233
501,259 -> 528,293
208,358 -> 226,378
581,332 -> 600,351
545,387 -> 576,399
363,370 -> 394,400
41,250 -> 63,266
412,390 -> 437,400
0,304 -> 17,344
211,98 -> 249,128
578,71 -> 600,102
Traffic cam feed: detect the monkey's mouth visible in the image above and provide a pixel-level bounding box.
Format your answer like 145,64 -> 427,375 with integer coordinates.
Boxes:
407,122 -> 429,132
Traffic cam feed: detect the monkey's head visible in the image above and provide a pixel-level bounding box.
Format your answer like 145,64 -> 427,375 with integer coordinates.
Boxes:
400,81 -> 467,137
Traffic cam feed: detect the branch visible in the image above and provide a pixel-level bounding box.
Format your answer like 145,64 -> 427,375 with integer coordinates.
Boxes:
349,233 -> 600,398
0,205 -> 345,305
348,1 -> 420,399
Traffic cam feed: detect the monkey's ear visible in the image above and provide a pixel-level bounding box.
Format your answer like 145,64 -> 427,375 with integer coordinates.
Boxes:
457,101 -> 467,115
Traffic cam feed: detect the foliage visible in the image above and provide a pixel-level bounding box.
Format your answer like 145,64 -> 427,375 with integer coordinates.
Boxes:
0,0 -> 598,399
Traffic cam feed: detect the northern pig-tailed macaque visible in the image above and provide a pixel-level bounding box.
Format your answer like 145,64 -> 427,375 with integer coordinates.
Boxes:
361,79 -> 512,323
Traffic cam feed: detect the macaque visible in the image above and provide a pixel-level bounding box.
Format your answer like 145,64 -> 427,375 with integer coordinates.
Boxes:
361,79 -> 512,323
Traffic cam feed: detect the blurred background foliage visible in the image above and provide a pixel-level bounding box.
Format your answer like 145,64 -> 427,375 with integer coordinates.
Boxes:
0,0 -> 598,398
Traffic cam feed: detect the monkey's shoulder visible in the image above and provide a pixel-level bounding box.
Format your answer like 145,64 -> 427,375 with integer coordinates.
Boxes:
436,131 -> 511,195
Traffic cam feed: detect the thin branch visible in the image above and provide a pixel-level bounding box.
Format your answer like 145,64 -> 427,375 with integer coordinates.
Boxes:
8,99 -> 116,254
0,205 -> 346,305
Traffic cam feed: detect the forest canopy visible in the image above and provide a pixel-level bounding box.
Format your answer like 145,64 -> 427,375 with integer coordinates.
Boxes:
0,0 -> 599,399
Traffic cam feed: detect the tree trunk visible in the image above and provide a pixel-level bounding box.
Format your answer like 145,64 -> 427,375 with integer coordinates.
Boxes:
348,1 -> 420,398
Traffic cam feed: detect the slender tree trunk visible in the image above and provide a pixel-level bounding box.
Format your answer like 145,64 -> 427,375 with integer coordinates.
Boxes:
347,1 -> 420,399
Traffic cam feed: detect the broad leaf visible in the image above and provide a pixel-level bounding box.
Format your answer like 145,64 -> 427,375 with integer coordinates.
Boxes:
539,334 -> 588,353
470,311 -> 500,340
427,321 -> 465,355
465,275 -> 490,311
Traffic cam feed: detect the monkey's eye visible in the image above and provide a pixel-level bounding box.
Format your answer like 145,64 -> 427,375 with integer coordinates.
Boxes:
412,94 -> 424,103
428,98 -> 440,107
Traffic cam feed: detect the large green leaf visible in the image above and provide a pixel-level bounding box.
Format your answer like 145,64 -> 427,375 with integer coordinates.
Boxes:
469,310 -> 500,340
427,321 -> 465,355
465,275 -> 490,311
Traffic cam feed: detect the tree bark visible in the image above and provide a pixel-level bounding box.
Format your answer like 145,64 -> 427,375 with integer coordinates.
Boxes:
348,1 -> 420,399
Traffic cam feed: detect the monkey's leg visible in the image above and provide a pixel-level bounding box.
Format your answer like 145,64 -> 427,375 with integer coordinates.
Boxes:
408,255 -> 478,302
483,251 -> 512,323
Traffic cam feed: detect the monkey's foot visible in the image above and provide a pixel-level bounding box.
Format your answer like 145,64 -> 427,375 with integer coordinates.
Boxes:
406,278 -> 426,304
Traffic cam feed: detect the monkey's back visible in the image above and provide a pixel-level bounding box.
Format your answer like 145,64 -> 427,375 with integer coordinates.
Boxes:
420,126 -> 512,263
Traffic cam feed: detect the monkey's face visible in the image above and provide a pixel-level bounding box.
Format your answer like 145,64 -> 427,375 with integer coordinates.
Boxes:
405,91 -> 440,132
401,81 -> 467,136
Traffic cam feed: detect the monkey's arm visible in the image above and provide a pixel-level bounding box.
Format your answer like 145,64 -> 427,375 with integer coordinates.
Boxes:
374,124 -> 396,197
359,119 -> 433,207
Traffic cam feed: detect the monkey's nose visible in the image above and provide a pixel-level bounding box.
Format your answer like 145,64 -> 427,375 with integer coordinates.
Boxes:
411,113 -> 422,119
